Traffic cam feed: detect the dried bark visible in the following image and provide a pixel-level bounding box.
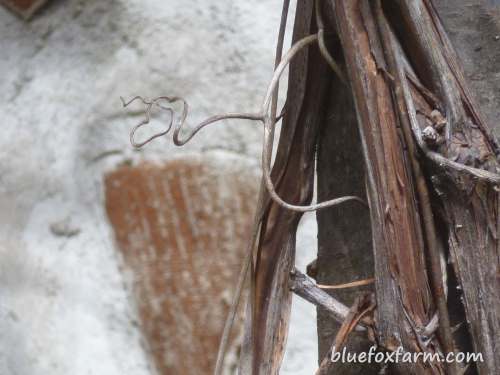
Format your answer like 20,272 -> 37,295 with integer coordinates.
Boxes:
316,295 -> 375,375
119,1 -> 500,373
315,0 -> 499,374
333,2 -> 441,373
239,2 -> 335,374
387,2 -> 500,372
238,0 -> 499,373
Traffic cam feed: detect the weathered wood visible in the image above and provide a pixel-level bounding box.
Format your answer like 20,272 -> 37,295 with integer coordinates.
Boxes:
332,1 -> 441,373
289,269 -> 369,331
265,1 -> 500,374
435,0 -> 500,365
239,1 -> 334,373
316,295 -> 375,375
383,2 -> 500,373
374,5 -> 459,373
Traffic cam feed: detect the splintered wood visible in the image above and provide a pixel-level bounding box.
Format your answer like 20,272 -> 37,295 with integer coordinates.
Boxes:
105,156 -> 258,375
333,4 -> 436,374
332,1 -> 500,373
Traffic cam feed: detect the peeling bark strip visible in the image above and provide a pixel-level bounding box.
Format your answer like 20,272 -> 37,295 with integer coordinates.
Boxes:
114,1 -> 500,373
239,1 -> 334,373
105,156 -> 258,375
387,1 -> 500,372
333,2 -> 439,373
330,0 -> 500,373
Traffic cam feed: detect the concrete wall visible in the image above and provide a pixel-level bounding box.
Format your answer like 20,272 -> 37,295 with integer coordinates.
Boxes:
0,0 -> 317,374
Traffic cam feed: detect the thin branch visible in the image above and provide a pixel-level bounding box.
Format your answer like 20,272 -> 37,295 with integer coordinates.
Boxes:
122,34 -> 367,213
316,295 -> 375,375
259,34 -> 367,211
260,34 -> 319,113
120,96 -> 174,148
120,17 -> 368,372
214,1 -> 290,373
122,95 -> 263,147
289,268 -> 371,331
315,0 -> 347,85
213,221 -> 260,375
389,4 -> 500,184
317,277 -> 375,290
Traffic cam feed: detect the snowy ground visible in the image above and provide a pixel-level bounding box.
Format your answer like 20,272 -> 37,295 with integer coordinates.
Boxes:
0,0 -> 317,374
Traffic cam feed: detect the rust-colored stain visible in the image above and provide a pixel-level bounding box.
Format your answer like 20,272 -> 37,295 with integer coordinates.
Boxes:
105,156 -> 257,375
1,0 -> 48,18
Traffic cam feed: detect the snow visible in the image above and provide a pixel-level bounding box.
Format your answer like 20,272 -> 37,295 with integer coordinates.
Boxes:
0,0 -> 317,374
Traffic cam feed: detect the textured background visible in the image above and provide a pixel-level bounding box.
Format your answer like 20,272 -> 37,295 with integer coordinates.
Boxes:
0,0 -> 318,374
3,1 -> 498,374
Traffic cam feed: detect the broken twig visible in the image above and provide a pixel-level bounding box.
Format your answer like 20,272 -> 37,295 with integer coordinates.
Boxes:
289,268 -> 370,331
